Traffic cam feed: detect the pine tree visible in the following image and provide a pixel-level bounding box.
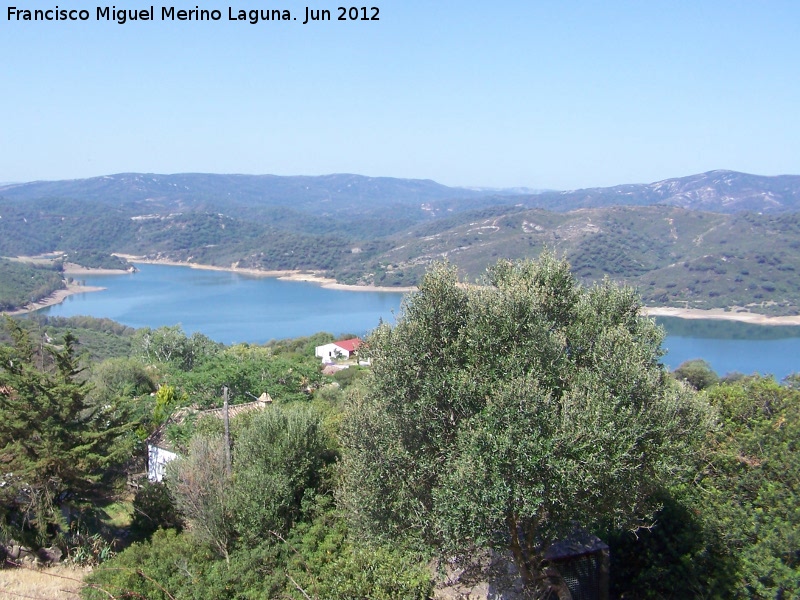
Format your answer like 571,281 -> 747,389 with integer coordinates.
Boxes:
0,318 -> 131,537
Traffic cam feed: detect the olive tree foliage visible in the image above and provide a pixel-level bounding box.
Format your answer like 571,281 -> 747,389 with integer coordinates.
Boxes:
339,255 -> 713,595
132,325 -> 221,371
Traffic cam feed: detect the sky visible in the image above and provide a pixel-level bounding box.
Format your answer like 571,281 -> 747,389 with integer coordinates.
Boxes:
2,1 -> 799,189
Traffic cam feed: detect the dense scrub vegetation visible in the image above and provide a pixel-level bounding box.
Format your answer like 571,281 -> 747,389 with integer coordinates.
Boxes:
608,375 -> 800,599
65,251 -> 133,270
0,257 -> 798,598
1,315 -> 138,362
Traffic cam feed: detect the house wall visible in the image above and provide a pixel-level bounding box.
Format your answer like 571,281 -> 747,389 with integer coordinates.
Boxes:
315,343 -> 349,362
147,444 -> 180,483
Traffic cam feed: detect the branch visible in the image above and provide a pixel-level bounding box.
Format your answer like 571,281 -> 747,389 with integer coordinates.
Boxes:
285,572 -> 314,600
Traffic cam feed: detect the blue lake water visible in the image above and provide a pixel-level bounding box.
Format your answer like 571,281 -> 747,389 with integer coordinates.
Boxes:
37,263 -> 800,379
42,264 -> 404,344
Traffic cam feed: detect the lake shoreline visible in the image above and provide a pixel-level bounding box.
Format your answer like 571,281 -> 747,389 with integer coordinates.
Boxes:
114,255 -> 418,293
643,306 -> 800,326
117,257 -> 800,325
2,283 -> 106,316
8,257 -> 800,326
62,262 -> 137,276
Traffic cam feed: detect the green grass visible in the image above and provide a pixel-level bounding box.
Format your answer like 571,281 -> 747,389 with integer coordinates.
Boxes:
99,500 -> 134,529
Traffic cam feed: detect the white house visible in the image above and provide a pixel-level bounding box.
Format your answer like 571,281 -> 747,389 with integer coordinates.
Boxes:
315,338 -> 362,363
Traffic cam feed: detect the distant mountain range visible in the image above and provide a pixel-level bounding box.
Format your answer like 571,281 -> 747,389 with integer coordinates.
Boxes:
3,170 -> 799,214
0,173 -> 485,217
3,169 -> 800,315
531,170 -> 800,214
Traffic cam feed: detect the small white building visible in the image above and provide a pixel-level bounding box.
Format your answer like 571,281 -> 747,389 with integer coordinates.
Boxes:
147,444 -> 180,483
315,338 -> 362,363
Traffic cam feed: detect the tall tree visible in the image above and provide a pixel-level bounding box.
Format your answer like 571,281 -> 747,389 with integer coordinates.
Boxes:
0,319 -> 130,538
340,255 -> 713,597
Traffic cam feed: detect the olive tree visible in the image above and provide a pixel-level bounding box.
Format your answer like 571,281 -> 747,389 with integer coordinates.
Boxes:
339,255 -> 712,597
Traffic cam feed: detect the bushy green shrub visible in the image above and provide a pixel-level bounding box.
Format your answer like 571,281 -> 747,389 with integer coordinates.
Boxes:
673,359 -> 720,391
82,529 -> 216,600
130,482 -> 184,541
609,376 -> 800,599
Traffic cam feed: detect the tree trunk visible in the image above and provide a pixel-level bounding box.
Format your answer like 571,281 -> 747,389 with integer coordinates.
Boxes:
506,514 -> 536,585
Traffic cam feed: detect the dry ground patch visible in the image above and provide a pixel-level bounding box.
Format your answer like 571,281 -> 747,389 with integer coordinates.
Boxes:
0,564 -> 86,599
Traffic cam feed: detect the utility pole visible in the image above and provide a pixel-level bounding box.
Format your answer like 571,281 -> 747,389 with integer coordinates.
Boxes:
223,386 -> 232,477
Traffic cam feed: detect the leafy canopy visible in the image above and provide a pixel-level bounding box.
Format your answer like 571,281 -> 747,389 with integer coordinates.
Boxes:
340,255 -> 712,592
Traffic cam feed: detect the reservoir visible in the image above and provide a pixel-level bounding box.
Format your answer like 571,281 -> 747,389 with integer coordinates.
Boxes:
42,264 -> 403,344
38,263 -> 800,380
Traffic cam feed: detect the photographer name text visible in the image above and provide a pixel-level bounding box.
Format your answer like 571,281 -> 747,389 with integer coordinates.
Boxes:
6,5 -> 380,25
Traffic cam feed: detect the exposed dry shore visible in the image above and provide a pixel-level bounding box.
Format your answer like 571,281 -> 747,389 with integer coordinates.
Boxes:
114,254 -> 418,293
643,306 -> 800,326
2,283 -> 106,316
62,262 -> 135,276
118,257 -> 800,323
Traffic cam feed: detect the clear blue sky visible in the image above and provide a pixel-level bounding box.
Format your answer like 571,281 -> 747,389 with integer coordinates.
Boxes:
2,1 -> 798,189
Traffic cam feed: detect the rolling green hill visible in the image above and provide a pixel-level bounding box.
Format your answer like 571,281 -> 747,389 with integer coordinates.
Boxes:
362,206 -> 800,315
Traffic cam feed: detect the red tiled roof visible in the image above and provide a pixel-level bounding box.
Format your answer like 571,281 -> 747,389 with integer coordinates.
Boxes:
334,338 -> 362,353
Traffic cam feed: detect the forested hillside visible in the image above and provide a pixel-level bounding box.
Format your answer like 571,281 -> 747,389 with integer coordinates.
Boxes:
0,173 -> 488,216
374,206 -> 800,315
508,170 -> 800,214
0,259 -> 65,311
4,170 -> 799,215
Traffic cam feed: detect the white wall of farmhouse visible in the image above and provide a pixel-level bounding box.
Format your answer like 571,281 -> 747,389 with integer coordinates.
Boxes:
147,444 -> 180,483
315,342 -> 349,362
